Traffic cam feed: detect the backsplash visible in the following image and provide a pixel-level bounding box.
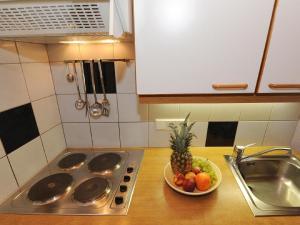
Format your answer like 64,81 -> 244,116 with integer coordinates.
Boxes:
47,43 -> 300,150
0,41 -> 299,205
0,41 -> 66,203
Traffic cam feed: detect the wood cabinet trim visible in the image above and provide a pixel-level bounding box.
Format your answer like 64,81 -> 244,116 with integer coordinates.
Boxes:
139,94 -> 300,104
255,0 -> 279,93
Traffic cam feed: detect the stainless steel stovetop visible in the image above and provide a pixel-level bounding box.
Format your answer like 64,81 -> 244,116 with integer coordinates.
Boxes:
0,149 -> 144,215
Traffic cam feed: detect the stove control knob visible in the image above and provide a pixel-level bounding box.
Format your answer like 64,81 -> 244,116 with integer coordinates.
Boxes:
120,185 -> 127,192
127,167 -> 134,173
123,175 -> 130,182
115,196 -> 124,205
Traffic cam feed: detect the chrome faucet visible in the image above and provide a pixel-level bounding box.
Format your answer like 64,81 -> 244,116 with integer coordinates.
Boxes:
232,143 -> 292,165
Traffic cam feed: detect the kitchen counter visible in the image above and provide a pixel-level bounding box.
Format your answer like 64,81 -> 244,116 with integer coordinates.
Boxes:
0,147 -> 299,225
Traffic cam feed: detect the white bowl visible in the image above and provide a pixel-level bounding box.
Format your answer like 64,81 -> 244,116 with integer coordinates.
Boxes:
164,157 -> 222,196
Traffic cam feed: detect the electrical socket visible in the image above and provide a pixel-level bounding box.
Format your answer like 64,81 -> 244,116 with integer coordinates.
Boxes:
155,118 -> 184,130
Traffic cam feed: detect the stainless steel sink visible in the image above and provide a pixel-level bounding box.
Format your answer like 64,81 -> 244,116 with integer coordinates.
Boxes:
224,154 -> 300,216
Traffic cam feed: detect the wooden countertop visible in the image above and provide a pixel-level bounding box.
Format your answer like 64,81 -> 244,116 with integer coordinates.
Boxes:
1,147 -> 299,225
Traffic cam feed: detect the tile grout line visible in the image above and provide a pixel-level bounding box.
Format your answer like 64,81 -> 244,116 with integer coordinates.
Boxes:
6,156 -> 20,187
116,93 -> 122,148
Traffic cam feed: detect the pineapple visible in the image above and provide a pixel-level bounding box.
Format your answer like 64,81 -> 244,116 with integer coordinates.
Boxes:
169,113 -> 196,174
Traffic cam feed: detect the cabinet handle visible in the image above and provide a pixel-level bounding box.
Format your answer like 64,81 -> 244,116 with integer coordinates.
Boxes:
269,83 -> 300,89
212,83 -> 248,90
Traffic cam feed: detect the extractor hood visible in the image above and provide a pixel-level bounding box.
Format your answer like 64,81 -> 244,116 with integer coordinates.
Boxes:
0,0 -> 133,43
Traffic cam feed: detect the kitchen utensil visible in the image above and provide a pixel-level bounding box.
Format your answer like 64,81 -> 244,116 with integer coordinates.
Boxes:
72,62 -> 85,110
80,61 -> 89,116
89,61 -> 102,118
97,60 -> 110,117
65,63 -> 74,82
164,156 -> 222,196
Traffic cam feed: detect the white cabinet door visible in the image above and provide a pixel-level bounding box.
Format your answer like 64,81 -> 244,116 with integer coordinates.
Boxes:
134,0 -> 274,94
259,0 -> 300,93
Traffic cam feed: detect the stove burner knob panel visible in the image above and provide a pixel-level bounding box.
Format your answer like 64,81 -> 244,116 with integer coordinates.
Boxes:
120,185 -> 127,192
115,196 -> 124,205
127,167 -> 134,173
123,175 -> 130,182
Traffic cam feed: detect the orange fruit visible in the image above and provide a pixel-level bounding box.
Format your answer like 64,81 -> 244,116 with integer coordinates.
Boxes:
195,172 -> 211,191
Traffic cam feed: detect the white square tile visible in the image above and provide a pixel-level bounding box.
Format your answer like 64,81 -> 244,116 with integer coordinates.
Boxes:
79,44 -> 113,59
263,121 -> 298,146
17,42 -> 48,63
63,123 -> 92,147
117,94 -> 148,122
148,122 -> 170,147
270,103 -> 300,121
209,104 -> 241,121
120,123 -> 148,147
113,43 -> 135,59
50,62 -> 85,94
88,94 -> 119,122
179,104 -> 211,121
22,63 -> 55,101
191,122 -> 208,147
0,139 -> 5,158
0,64 -> 30,112
115,61 -> 136,93
57,94 -> 89,122
239,103 -> 273,121
41,125 -> 66,162
32,96 -> 61,134
149,104 -> 180,121
47,44 -> 81,62
0,41 -> 19,63
291,121 -> 300,151
234,121 -> 268,146
91,123 -> 120,148
8,137 -> 47,186
0,157 -> 18,203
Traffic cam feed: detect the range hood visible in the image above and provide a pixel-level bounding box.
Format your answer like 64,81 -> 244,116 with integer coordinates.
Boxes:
0,0 -> 133,43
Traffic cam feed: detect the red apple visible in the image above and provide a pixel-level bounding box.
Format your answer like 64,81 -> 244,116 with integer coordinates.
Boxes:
173,173 -> 185,186
192,166 -> 201,174
182,179 -> 196,192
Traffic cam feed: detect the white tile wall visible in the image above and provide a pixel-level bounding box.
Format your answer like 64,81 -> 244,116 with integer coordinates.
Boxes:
179,104 -> 211,121
120,123 -> 148,147
47,44 -> 81,62
91,123 -> 120,148
263,121 -> 298,146
0,140 -> 5,158
270,103 -> 300,121
50,62 -> 85,95
291,120 -> 300,151
41,125 -> 66,162
79,44 -> 114,60
0,157 -> 18,203
235,121 -> 268,146
8,137 -> 47,186
0,41 -> 19,63
118,94 -> 148,122
148,122 -> 170,147
239,103 -> 273,121
0,41 -> 66,204
115,61 -> 136,93
191,122 -> 209,147
21,63 -> 55,101
32,96 -> 61,134
0,64 -> 30,112
209,104 -> 241,121
149,104 -> 180,121
17,42 -> 48,63
88,94 -> 119,123
63,123 -> 92,147
57,94 -> 89,123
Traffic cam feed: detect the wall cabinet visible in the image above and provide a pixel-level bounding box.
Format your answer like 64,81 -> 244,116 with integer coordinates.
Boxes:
134,0 -> 274,95
258,0 -> 300,93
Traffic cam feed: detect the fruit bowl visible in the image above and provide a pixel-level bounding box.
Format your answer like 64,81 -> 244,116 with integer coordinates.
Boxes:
164,157 -> 222,196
